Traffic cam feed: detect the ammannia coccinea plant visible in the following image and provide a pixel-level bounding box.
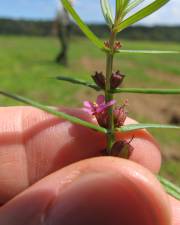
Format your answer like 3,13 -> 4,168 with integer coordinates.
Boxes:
0,0 -> 180,200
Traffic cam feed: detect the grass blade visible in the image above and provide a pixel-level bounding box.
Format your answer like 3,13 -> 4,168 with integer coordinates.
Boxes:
157,175 -> 180,200
56,76 -> 101,91
61,0 -> 104,49
0,91 -> 107,134
117,49 -> 179,54
100,0 -> 114,27
112,88 -> 180,95
117,124 -> 180,132
114,0 -> 170,32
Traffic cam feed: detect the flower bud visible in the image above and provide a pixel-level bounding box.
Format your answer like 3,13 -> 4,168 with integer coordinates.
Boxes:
110,71 -> 125,89
114,41 -> 122,50
91,72 -> 105,89
111,140 -> 134,159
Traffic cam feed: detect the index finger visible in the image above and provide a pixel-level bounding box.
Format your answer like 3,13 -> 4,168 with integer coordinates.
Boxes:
0,106 -> 161,204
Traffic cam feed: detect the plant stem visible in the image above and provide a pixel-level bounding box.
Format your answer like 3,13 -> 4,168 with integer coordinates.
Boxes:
105,31 -> 116,154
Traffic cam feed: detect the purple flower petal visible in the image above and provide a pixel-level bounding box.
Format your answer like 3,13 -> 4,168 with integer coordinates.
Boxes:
96,100 -> 116,113
96,95 -> 105,105
106,99 -> 116,107
83,95 -> 115,116
96,105 -> 106,113
82,107 -> 94,114
83,101 -> 93,108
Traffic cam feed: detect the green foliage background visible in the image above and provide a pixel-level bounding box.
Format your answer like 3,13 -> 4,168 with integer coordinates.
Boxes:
0,18 -> 180,42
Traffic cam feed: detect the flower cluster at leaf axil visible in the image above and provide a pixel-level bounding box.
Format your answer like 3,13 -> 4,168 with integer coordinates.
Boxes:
83,93 -> 133,158
83,68 -> 134,158
83,95 -> 127,129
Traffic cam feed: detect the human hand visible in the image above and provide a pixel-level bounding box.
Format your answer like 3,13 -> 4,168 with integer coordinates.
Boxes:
0,106 -> 179,225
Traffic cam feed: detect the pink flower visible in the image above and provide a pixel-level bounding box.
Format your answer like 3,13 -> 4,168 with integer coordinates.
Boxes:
83,95 -> 116,115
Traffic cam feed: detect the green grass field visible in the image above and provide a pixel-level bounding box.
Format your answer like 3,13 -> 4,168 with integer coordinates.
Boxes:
0,35 -> 179,184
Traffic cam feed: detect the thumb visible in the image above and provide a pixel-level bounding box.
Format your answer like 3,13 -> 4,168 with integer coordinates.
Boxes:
169,196 -> 180,225
0,157 -> 171,225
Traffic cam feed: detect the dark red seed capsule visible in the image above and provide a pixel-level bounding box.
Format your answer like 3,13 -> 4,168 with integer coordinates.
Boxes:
92,71 -> 105,89
110,70 -> 125,89
111,138 -> 134,159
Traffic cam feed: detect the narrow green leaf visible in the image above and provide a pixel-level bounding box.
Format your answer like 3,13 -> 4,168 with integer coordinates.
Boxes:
55,77 -> 180,95
100,0 -> 114,27
116,0 -> 130,20
114,0 -> 170,32
117,124 -> 180,132
117,49 -> 180,54
0,91 -> 107,134
56,76 -> 180,95
125,0 -> 145,14
56,76 -> 101,91
116,0 -> 120,11
116,0 -> 121,17
112,88 -> 180,95
61,0 -> 104,49
157,175 -> 180,200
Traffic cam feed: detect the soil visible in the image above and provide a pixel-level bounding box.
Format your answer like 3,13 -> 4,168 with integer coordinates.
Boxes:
147,69 -> 180,84
81,57 -> 106,73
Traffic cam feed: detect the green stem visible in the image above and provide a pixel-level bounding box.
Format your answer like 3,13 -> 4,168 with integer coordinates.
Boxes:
111,88 -> 180,95
105,32 -> 116,154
